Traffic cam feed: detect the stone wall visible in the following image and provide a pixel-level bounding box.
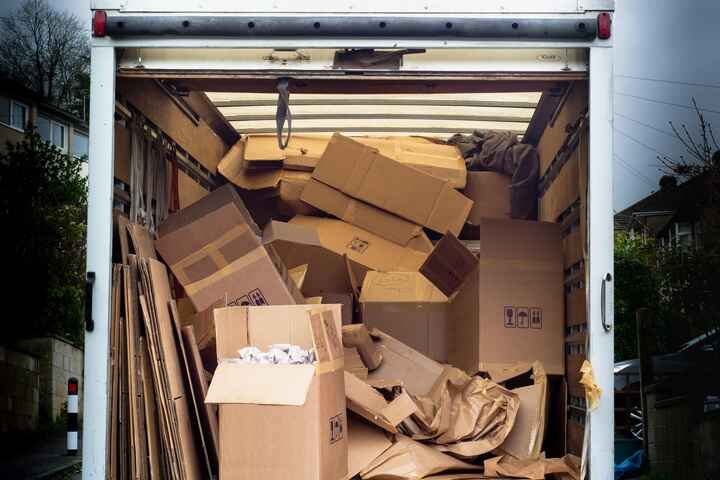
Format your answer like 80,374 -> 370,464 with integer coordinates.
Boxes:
0,346 -> 40,432
17,337 -> 83,423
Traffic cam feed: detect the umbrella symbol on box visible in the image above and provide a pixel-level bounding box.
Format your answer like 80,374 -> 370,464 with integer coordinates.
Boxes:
518,307 -> 529,328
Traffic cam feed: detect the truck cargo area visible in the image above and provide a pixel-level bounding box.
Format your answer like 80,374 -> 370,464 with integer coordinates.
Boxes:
84,23 -> 613,478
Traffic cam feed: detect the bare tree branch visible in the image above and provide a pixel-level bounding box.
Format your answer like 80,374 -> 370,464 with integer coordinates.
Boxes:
0,0 -> 89,114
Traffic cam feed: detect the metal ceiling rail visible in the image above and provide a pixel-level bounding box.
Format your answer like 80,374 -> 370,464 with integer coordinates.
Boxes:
102,15 -> 598,40
233,126 -> 524,135
214,98 -> 538,108
224,112 -> 533,123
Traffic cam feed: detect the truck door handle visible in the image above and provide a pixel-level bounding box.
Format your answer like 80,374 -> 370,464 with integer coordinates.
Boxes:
85,271 -> 95,332
601,272 -> 612,332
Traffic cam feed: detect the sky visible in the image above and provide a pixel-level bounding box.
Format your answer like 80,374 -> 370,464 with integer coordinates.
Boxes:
3,0 -> 719,211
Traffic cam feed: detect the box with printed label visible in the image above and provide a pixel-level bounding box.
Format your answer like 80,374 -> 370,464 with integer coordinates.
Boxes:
206,305 -> 348,480
155,184 -> 304,312
422,218 -> 564,375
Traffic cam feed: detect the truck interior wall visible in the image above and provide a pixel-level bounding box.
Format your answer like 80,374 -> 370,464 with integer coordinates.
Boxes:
116,78 -> 229,173
113,79 -> 221,211
537,81 -> 589,457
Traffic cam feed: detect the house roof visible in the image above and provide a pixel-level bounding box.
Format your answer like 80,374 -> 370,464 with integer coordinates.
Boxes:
615,174 -> 707,235
0,74 -> 88,132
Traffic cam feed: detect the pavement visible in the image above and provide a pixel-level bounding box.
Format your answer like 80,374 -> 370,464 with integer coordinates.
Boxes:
0,431 -> 81,479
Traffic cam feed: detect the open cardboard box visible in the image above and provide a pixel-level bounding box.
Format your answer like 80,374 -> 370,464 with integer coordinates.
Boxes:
206,305 -> 347,480
421,219 -> 565,376
360,271 -> 449,363
264,216 -> 430,297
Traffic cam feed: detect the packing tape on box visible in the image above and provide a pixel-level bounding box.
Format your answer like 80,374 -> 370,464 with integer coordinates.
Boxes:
315,357 -> 345,375
183,246 -> 267,296
171,224 -> 254,285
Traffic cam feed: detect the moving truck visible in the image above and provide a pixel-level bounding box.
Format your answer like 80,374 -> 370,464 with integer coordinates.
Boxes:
84,1 -> 615,478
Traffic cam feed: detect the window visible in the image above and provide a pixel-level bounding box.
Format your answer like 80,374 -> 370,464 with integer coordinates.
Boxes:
73,131 -> 89,159
37,115 -> 68,152
0,97 -> 28,131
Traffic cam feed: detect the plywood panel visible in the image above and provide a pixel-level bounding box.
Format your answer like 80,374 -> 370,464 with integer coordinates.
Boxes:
117,78 -> 228,172
537,81 -> 588,176
178,170 -> 209,208
539,152 -> 580,222
115,120 -> 131,184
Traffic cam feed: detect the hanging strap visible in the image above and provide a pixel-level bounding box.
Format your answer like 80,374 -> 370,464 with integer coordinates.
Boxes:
276,78 -> 292,149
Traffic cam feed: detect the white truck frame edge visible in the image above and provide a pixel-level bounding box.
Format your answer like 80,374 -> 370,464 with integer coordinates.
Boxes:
84,4 -> 614,479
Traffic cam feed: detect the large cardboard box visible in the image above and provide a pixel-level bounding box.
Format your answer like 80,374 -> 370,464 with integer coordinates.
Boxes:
360,272 -> 449,362
311,134 -> 472,235
357,137 -> 467,189
237,134 -> 467,187
300,178 -> 425,247
206,305 -> 347,480
155,184 -> 304,312
462,171 -> 512,224
264,216 -> 430,296
422,219 -> 565,375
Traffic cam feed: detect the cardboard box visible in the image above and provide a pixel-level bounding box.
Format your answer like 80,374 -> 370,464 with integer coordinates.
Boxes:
277,172 -> 320,216
462,171 -> 512,224
301,178 -> 427,248
242,135 -> 330,172
322,292 -> 355,325
218,139 -> 316,190
341,324 -> 382,371
365,330 -> 444,397
422,219 -> 565,375
239,134 -> 467,187
264,216 -> 430,296
360,272 -> 449,362
357,137 -> 467,189
206,305 -> 347,480
311,134 -> 472,235
155,184 -> 304,312
419,232 -> 479,297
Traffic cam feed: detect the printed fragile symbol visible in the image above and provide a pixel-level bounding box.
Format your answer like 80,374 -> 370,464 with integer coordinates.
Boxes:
504,306 -> 516,328
329,414 -> 344,443
347,237 -> 370,253
531,308 -> 543,329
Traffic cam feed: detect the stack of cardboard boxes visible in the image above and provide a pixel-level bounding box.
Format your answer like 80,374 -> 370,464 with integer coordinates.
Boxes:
123,132 -> 575,479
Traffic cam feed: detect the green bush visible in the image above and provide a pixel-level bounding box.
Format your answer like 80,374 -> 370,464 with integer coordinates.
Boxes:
0,130 -> 87,344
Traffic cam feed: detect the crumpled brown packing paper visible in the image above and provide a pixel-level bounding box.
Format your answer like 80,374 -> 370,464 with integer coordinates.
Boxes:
484,453 -> 580,479
360,435 -> 482,479
579,360 -> 601,411
402,367 -> 520,458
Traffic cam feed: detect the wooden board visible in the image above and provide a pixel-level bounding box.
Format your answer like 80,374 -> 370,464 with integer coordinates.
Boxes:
124,259 -> 149,480
178,170 -> 209,209
117,214 -> 131,265
181,325 -> 220,470
127,223 -> 157,260
169,301 -> 214,479
109,264 -> 122,480
537,81 -> 588,176
140,336 -> 163,480
139,259 -> 203,480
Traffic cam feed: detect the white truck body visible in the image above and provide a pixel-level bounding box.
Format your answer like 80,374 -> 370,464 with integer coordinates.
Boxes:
85,1 -> 615,478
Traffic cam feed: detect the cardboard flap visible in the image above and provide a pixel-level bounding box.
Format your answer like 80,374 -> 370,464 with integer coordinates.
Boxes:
346,416 -> 393,480
206,361 -> 315,406
360,271 -> 448,303
420,232 -> 479,297
344,372 -> 414,433
300,178 -> 423,246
